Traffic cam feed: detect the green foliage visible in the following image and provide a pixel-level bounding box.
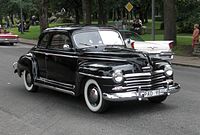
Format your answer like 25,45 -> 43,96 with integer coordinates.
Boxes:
177,0 -> 200,33
9,23 -> 65,40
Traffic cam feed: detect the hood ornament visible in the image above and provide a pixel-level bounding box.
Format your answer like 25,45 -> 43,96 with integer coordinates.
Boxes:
148,46 -> 158,50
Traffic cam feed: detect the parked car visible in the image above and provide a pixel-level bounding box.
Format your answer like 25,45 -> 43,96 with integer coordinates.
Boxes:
120,30 -> 174,60
13,26 -> 180,113
0,29 -> 19,45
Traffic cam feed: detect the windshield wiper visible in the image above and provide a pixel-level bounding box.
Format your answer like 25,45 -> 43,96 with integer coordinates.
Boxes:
104,46 -> 136,52
79,42 -> 108,49
79,42 -> 92,46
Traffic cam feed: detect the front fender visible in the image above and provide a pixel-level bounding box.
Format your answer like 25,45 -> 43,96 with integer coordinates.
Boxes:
17,53 -> 38,80
77,61 -> 135,77
75,61 -> 136,94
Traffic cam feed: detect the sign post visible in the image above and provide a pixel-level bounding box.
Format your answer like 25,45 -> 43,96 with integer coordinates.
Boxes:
125,2 -> 133,30
152,0 -> 155,40
20,0 -> 23,34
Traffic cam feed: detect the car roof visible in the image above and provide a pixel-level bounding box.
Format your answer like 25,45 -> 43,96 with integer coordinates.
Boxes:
43,25 -> 117,33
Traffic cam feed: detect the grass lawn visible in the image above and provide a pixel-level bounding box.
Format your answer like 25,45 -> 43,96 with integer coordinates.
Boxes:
8,23 -> 66,40
141,34 -> 192,46
9,26 -> 40,40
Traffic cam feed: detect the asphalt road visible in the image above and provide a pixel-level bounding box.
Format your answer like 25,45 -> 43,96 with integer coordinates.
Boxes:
0,43 -> 200,135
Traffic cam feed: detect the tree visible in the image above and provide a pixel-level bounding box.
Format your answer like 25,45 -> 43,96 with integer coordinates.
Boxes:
82,0 -> 92,24
49,0 -> 82,24
164,0 -> 176,44
176,0 -> 200,33
39,0 -> 48,32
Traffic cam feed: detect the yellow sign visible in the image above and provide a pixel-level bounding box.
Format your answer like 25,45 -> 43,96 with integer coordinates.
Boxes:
125,2 -> 133,12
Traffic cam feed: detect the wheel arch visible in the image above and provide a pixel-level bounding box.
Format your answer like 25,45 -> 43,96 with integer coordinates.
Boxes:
17,53 -> 38,81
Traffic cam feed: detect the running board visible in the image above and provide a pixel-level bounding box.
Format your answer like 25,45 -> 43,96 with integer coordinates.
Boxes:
35,82 -> 75,96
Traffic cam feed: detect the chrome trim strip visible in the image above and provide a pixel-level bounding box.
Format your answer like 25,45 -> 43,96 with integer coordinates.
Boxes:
125,84 -> 152,88
79,72 -> 112,79
153,70 -> 165,74
79,57 -> 127,62
124,79 -> 152,84
124,72 -> 151,78
34,51 -> 78,58
35,82 -> 75,95
152,76 -> 165,80
125,80 -> 173,87
33,51 -> 127,62
36,77 -> 75,89
124,70 -> 164,78
142,66 -> 151,70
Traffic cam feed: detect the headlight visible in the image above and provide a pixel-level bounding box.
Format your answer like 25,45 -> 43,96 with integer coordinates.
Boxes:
112,70 -> 123,83
164,65 -> 173,76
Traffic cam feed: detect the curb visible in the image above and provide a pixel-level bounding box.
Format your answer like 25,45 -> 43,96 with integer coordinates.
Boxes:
172,62 -> 200,68
19,38 -> 37,46
19,41 -> 36,46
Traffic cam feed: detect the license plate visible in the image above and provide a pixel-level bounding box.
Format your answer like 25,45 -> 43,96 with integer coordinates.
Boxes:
143,89 -> 165,98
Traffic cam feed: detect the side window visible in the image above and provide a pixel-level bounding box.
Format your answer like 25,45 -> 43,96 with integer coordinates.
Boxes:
49,34 -> 71,50
38,33 -> 49,48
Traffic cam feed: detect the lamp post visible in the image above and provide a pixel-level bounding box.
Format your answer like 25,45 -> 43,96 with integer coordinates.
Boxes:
152,0 -> 155,40
20,0 -> 23,34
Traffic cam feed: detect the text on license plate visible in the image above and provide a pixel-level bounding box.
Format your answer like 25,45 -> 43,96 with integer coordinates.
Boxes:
143,90 -> 165,98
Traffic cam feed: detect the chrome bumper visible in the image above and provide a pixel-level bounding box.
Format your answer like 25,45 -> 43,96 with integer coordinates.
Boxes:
103,83 -> 180,102
0,38 -> 19,43
13,62 -> 18,73
149,52 -> 174,60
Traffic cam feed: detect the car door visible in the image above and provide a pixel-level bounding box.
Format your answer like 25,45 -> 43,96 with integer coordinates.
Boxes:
46,32 -> 77,90
33,33 -> 49,79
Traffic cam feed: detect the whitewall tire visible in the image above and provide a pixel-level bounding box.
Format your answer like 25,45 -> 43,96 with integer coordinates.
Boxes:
23,70 -> 38,92
84,79 -> 108,113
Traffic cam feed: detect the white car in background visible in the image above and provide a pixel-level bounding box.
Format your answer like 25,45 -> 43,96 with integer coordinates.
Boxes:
120,30 -> 174,60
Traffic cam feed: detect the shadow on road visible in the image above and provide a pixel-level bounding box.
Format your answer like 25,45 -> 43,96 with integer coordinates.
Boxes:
31,87 -> 178,116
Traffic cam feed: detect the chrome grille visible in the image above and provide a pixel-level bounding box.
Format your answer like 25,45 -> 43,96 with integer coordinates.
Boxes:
124,70 -> 168,91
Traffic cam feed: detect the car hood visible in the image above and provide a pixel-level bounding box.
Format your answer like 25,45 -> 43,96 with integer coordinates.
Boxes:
79,46 -> 150,68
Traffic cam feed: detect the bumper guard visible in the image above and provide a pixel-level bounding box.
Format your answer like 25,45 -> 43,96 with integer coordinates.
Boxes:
13,62 -> 18,73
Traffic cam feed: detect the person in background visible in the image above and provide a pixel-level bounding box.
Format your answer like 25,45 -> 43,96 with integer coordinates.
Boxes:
192,24 -> 200,49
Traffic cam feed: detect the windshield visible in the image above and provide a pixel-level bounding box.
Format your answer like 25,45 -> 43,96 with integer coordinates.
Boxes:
73,30 -> 124,48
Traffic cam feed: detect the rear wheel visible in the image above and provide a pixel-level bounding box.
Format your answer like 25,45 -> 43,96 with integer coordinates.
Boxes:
84,79 -> 108,113
23,70 -> 38,92
148,95 -> 167,103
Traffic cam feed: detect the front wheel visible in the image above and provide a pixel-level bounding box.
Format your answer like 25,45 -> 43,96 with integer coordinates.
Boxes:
148,95 -> 167,103
84,79 -> 108,113
23,70 -> 38,92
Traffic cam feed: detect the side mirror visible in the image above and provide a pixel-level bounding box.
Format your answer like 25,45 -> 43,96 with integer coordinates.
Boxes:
124,38 -> 131,44
63,44 -> 70,50
124,38 -> 133,48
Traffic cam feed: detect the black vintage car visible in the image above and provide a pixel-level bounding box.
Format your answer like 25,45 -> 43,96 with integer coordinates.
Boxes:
13,26 -> 180,113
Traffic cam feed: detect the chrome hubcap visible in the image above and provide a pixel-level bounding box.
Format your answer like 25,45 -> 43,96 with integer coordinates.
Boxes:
88,85 -> 100,106
26,72 -> 32,86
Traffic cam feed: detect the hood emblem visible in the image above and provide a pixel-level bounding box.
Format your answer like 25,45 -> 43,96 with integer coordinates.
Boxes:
148,47 -> 158,50
142,65 -> 153,72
